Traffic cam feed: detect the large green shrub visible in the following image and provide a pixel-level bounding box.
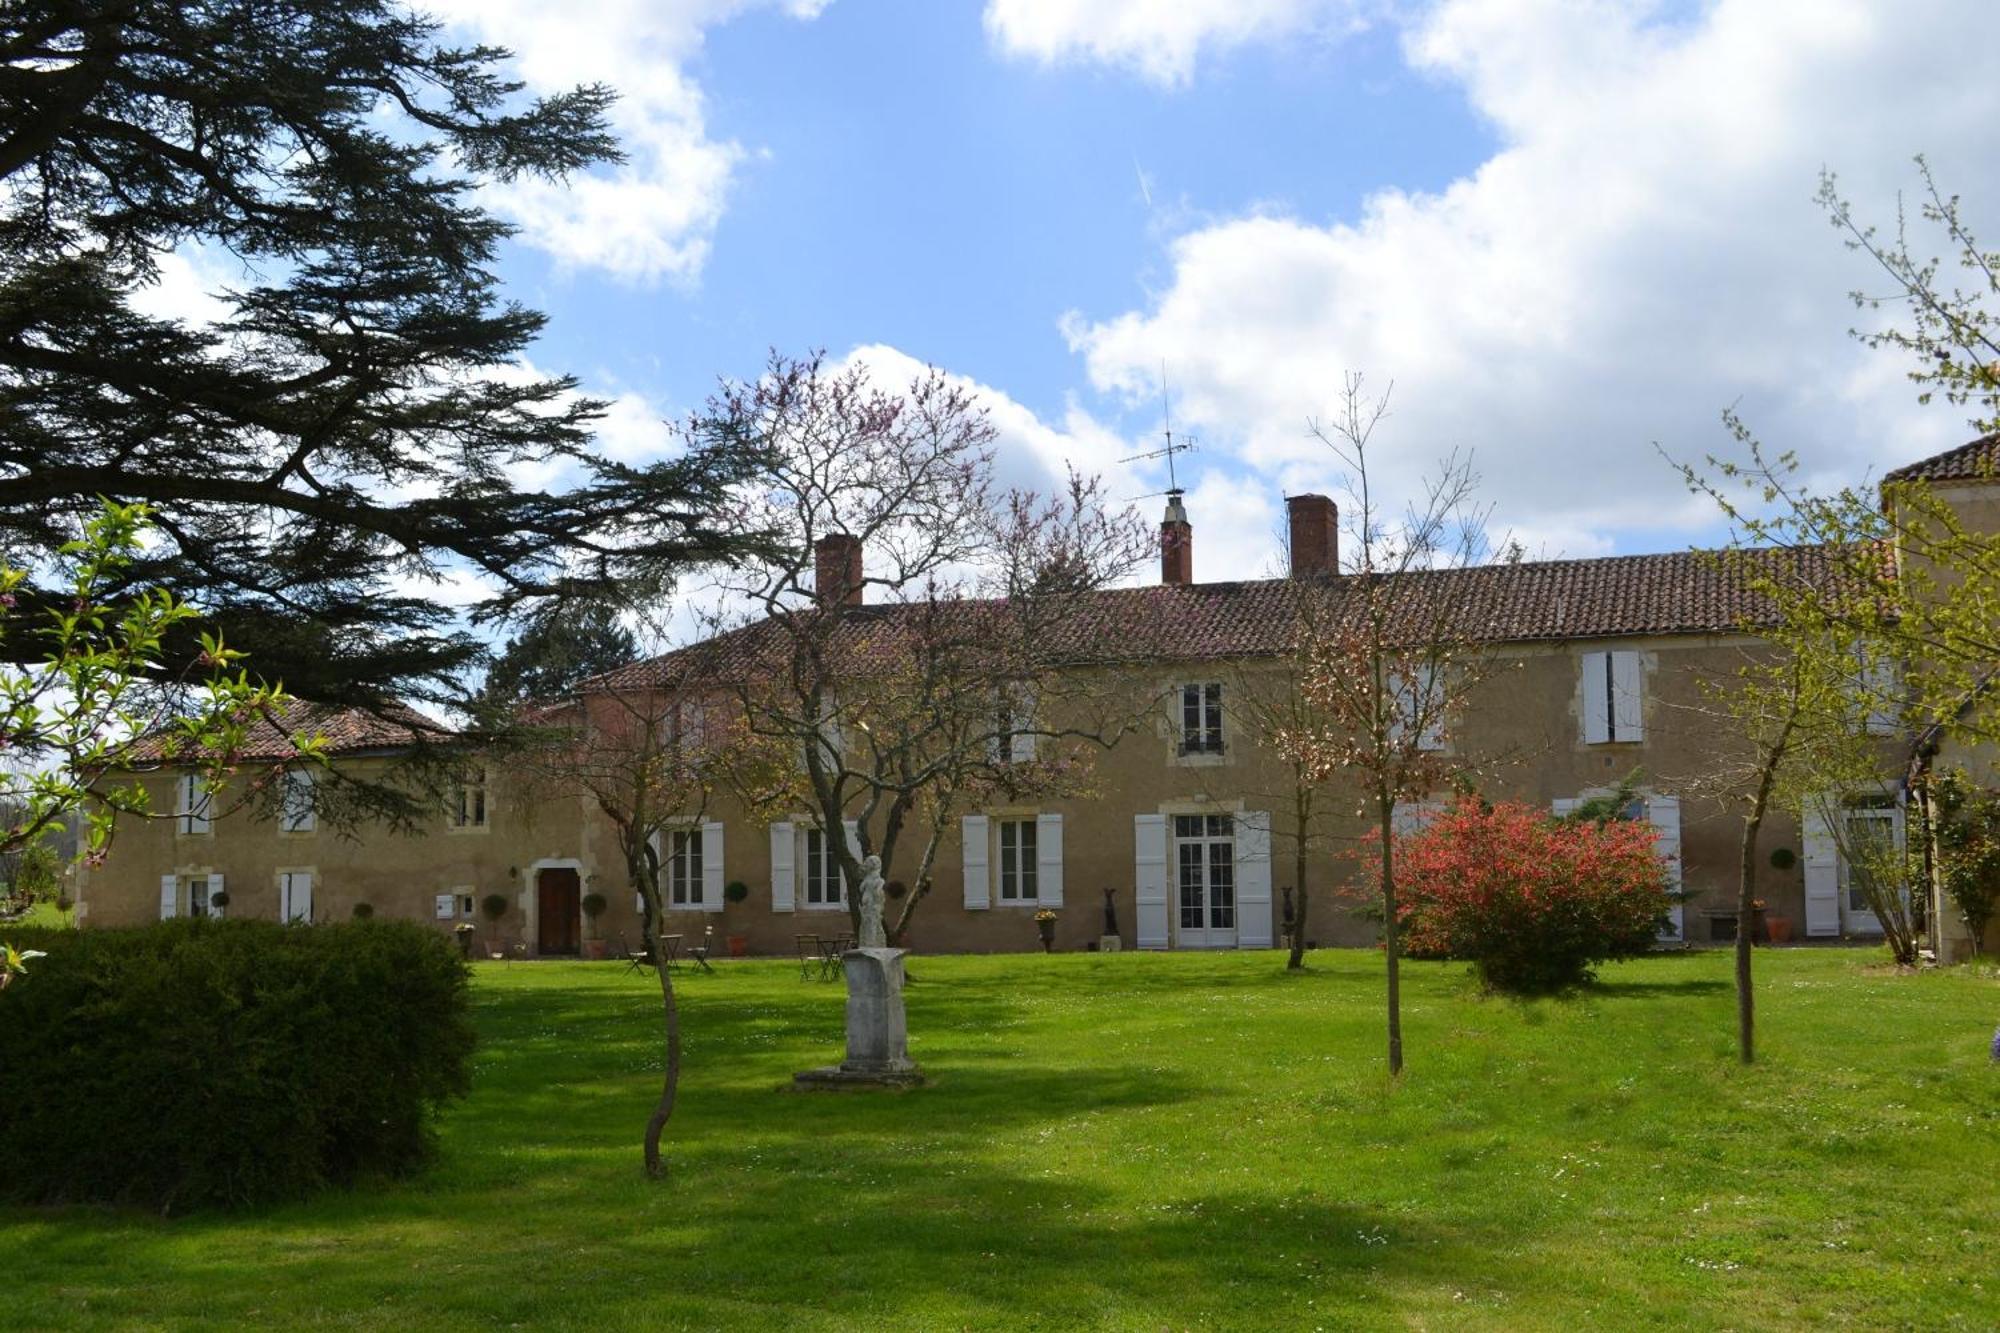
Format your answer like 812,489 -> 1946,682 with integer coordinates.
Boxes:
0,919 -> 473,1212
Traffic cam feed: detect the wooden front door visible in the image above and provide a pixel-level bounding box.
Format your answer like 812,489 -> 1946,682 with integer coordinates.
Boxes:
537,867 -> 581,956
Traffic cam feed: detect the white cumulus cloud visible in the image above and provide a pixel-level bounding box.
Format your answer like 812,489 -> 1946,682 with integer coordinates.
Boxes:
1061,0 -> 2000,558
425,0 -> 831,284
983,0 -> 1376,86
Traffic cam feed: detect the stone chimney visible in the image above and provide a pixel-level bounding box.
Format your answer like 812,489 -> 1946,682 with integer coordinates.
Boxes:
814,533 -> 864,608
1286,493 -> 1338,577
1160,490 -> 1193,586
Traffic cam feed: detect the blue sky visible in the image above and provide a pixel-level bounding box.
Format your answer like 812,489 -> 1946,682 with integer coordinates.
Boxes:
290,1 -> 2000,592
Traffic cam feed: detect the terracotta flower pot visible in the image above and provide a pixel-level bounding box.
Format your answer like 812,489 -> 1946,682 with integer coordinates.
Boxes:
1765,915 -> 1794,944
584,939 -> 608,960
727,935 -> 749,958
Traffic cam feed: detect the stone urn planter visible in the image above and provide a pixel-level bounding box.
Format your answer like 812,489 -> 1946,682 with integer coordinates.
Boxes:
1034,910 -> 1057,952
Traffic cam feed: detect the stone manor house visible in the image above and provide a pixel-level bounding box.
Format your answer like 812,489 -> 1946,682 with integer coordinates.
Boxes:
74,436 -> 2000,962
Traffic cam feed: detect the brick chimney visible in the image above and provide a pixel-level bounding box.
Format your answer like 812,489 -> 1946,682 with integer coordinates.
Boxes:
1160,490 -> 1192,586
814,533 -> 864,608
1286,493 -> 1338,577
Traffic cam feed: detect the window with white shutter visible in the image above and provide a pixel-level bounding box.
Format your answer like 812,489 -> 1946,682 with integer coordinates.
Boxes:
278,870 -> 315,924
177,775 -> 212,835
1581,650 -> 1644,744
1389,667 -> 1446,751
279,769 -> 317,833
996,819 -> 1038,902
666,828 -> 703,907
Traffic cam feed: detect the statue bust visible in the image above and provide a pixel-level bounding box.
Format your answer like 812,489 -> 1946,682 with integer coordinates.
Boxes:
858,854 -> 887,949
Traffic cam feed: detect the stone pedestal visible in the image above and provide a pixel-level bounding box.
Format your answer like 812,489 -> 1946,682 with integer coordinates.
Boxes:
793,948 -> 925,1089
1098,934 -> 1123,953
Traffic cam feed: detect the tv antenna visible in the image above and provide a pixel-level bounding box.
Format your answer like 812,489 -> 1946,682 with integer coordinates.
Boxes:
1121,362 -> 1198,500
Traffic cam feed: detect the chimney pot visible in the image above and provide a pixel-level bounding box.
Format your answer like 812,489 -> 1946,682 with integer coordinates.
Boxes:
1286,493 -> 1338,578
814,534 -> 864,608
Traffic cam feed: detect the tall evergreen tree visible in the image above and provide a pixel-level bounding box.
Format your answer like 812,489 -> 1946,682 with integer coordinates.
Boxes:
0,2 -> 760,720
482,600 -> 640,705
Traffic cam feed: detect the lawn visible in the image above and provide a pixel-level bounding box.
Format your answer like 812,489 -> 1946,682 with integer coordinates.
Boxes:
3,947 -> 1997,1330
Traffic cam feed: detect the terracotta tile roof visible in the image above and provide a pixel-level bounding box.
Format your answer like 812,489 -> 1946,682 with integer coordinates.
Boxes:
1883,433 -> 2000,484
124,700 -> 450,765
599,542 -> 1874,690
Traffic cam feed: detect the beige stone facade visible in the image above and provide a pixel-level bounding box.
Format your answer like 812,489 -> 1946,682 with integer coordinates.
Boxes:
77,446 -> 2000,960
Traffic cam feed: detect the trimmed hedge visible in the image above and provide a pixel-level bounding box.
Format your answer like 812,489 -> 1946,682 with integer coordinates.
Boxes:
0,919 -> 474,1212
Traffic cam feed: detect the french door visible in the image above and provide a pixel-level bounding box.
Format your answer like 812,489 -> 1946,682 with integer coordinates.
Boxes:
1173,815 -> 1236,949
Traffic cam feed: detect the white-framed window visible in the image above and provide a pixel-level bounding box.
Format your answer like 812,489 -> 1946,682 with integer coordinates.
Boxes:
279,768 -> 317,833
658,698 -> 710,753
666,827 -> 704,907
185,873 -> 223,917
278,870 -> 314,924
803,826 -> 843,908
176,774 -> 212,835
1581,650 -> 1644,744
1389,666 -> 1446,751
997,818 -> 1039,902
1179,682 -> 1224,754
451,768 -> 488,829
991,684 -> 1037,764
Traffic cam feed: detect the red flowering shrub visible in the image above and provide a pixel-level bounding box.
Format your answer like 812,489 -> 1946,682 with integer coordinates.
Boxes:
1369,798 -> 1671,994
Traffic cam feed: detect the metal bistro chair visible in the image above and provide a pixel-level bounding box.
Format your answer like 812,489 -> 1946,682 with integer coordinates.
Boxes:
795,933 -> 822,981
624,933 -> 683,975
816,934 -> 851,981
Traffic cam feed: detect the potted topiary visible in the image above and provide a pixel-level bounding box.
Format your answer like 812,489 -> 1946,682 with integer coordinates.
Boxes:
481,893 -> 508,923
581,891 -> 608,959
724,880 -> 750,956
208,889 -> 230,918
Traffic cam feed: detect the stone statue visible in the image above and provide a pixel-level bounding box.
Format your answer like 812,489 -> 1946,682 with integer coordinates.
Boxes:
857,854 -> 887,949
1102,886 -> 1119,937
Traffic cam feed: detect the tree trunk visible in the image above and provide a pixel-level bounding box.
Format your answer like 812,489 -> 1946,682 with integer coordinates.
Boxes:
1735,806 -> 1763,1066
642,936 -> 681,1178
1288,785 -> 1310,970
1380,789 -> 1404,1077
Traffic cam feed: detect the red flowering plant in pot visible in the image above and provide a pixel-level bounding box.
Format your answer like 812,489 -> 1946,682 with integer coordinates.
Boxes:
1359,797 -> 1672,995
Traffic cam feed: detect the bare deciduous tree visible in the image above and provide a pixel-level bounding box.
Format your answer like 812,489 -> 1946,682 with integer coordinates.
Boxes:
1273,375 -> 1496,1076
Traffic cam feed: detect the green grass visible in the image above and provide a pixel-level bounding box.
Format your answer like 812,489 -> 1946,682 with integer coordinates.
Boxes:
4,948 -> 1998,1330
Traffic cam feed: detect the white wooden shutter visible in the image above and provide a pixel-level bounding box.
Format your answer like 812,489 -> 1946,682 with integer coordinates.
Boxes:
701,821 -> 725,912
1415,665 -> 1445,751
1646,795 -> 1684,942
1861,653 -> 1900,734
1802,798 -> 1840,937
1610,651 -> 1644,742
841,819 -> 859,905
1135,814 -> 1168,949
282,871 -> 314,924
434,892 -> 456,920
1036,813 -> 1063,907
1010,687 -> 1038,764
1234,810 -> 1273,948
208,872 -> 225,917
281,769 -> 316,832
769,821 -> 796,913
962,814 -> 990,909
160,872 -> 179,919
1580,652 -> 1611,745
